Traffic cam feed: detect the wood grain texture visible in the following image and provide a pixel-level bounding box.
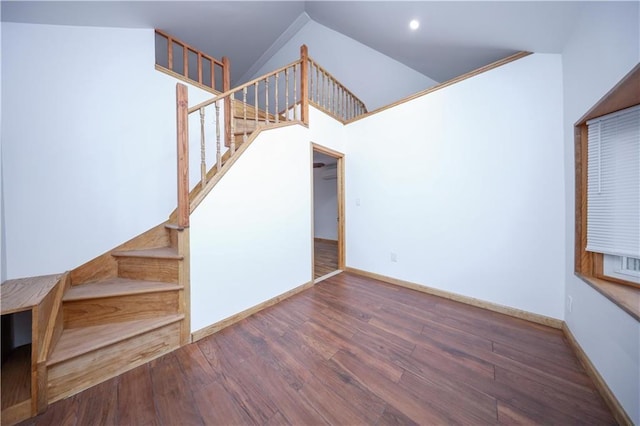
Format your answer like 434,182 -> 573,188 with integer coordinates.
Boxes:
1,275 -> 61,315
69,223 -> 171,285
62,291 -> 180,329
314,238 -> 338,278
346,267 -> 564,329
563,323 -> 633,425
116,257 -> 179,283
191,281 -> 313,342
1,344 -> 31,409
47,319 -> 182,403
25,272 -> 615,425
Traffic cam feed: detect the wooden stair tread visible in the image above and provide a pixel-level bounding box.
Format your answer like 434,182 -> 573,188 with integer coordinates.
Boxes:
47,314 -> 184,366
64,278 -> 182,301
1,274 -> 62,314
111,247 -> 182,260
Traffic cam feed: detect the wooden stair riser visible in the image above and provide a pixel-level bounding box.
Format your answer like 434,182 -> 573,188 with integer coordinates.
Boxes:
62,292 -> 181,329
70,225 -> 174,285
47,321 -> 181,403
117,258 -> 179,283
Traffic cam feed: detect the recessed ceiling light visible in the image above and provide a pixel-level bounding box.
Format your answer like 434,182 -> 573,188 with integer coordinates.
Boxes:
409,19 -> 420,30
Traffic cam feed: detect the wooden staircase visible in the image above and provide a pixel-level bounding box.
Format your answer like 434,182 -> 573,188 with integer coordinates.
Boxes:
44,223 -> 189,404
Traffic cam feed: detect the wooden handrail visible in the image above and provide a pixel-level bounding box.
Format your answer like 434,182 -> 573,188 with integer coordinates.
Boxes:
188,59 -> 303,113
307,56 -> 367,121
156,30 -> 226,92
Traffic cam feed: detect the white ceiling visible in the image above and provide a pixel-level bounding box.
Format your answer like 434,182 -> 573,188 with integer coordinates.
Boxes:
2,1 -> 596,83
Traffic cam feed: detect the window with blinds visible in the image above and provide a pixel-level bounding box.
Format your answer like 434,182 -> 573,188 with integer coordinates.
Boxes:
586,104 -> 640,259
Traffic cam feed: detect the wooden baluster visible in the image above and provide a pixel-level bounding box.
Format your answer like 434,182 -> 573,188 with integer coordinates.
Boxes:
254,82 -> 259,126
323,72 -> 327,109
199,107 -> 206,186
168,38 -> 174,71
197,53 -> 203,84
211,60 -> 215,91
183,46 -> 188,78
230,97 -> 236,154
316,65 -> 320,104
275,72 -> 279,124
293,64 -> 298,120
308,65 -> 313,106
265,76 -> 270,125
222,56 -> 230,147
300,45 -> 309,125
243,87 -> 248,142
215,101 -> 222,172
176,84 -> 189,228
285,68 -> 289,120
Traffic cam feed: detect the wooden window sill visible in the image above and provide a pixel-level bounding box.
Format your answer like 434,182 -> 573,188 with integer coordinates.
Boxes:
577,274 -> 640,322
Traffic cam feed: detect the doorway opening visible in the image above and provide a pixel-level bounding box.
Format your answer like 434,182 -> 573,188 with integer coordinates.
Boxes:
312,144 -> 345,282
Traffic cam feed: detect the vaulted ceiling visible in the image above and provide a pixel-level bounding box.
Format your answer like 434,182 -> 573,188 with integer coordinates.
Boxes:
2,1 -> 593,84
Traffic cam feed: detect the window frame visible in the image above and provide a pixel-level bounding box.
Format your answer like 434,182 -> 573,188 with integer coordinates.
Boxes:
574,63 -> 640,321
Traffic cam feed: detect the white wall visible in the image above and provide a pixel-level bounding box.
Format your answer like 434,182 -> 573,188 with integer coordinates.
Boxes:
249,19 -> 438,111
1,23 -> 213,279
190,125 -> 312,332
561,2 -> 640,423
313,168 -> 337,241
0,19 -> 5,283
345,54 -> 565,320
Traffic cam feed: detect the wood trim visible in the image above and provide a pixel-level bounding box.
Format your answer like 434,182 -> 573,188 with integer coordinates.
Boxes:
562,323 -> 633,426
190,121 -> 304,213
307,56 -> 367,112
223,56 -> 231,148
155,29 -> 224,68
345,267 -> 563,329
188,59 -> 303,113
176,83 -> 189,228
177,228 -> 191,345
577,274 -> 640,321
311,143 -> 346,271
573,63 -> 640,317
300,45 -> 309,125
39,273 -> 68,362
577,63 -> 640,125
1,399 -> 31,426
314,237 -> 338,244
346,51 -> 532,124
309,100 -> 349,125
155,65 -> 220,96
191,280 -> 314,342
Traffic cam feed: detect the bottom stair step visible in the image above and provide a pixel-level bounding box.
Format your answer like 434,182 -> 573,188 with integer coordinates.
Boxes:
46,314 -> 183,403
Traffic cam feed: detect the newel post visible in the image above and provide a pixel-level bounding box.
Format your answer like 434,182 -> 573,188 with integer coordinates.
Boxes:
300,45 -> 309,125
176,83 -> 189,228
222,56 -> 231,147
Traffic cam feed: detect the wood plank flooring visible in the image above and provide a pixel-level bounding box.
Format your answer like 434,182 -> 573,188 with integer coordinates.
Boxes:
314,239 -> 338,279
19,272 -> 615,425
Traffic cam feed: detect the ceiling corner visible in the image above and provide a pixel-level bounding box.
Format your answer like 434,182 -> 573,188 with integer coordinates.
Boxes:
234,11 -> 311,86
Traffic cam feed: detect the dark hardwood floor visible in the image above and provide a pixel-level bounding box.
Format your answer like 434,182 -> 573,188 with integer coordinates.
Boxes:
20,272 -> 615,425
314,239 -> 338,279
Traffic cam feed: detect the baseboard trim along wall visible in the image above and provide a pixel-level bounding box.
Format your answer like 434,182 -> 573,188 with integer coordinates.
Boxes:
345,267 -> 563,329
562,323 -> 633,426
191,280 -> 314,342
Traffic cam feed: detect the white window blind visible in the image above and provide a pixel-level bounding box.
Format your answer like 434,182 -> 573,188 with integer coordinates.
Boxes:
586,104 -> 640,258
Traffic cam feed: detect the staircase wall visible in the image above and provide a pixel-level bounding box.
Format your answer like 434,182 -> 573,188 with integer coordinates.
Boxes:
190,125 -> 311,332
344,53 -> 565,320
1,23 -> 212,280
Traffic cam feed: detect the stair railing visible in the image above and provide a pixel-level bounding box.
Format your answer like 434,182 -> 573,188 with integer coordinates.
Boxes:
155,29 -> 230,94
307,56 -> 367,122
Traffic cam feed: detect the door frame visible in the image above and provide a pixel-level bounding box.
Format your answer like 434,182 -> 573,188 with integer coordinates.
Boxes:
311,143 -> 345,280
